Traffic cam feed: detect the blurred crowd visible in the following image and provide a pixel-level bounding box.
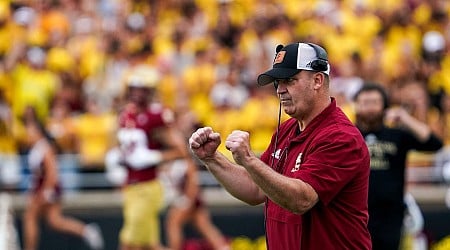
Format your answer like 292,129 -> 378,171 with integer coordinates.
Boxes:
1,0 -> 450,178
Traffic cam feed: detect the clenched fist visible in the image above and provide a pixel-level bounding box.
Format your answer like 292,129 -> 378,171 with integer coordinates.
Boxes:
225,130 -> 255,166
189,127 -> 221,160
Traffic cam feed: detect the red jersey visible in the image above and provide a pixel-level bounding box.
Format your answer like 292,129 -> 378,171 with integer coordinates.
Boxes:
118,103 -> 173,184
260,98 -> 371,250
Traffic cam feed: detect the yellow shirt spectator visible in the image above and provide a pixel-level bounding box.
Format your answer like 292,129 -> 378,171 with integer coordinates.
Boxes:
46,47 -> 76,73
11,62 -> 60,122
72,99 -> 117,171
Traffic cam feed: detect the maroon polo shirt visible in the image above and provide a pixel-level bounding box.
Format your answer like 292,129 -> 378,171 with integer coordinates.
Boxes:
260,98 -> 372,250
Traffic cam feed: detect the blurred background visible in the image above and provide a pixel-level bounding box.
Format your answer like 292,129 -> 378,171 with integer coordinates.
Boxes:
2,0 -> 450,249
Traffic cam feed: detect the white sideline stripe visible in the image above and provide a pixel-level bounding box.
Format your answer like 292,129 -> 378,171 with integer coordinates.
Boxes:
0,193 -> 11,250
0,193 -> 19,250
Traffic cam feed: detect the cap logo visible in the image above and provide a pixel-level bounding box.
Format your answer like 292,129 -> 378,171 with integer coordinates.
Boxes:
273,51 -> 286,64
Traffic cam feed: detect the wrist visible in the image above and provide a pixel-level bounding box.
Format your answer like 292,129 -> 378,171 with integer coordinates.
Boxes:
199,151 -> 221,164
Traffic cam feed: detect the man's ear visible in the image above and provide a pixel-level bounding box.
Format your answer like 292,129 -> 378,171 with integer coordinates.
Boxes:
313,72 -> 325,90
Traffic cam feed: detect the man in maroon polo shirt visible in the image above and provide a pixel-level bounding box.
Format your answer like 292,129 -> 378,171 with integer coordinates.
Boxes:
189,42 -> 372,249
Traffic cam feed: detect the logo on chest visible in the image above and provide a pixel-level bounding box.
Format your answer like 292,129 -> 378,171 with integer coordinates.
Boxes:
291,153 -> 303,172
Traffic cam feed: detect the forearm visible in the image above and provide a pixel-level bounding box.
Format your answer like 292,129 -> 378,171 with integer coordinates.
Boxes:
402,114 -> 431,142
243,158 -> 318,214
202,152 -> 265,205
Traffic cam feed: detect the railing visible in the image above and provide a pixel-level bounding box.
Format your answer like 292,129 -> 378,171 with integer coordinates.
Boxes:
1,153 -> 449,193
0,154 -> 222,192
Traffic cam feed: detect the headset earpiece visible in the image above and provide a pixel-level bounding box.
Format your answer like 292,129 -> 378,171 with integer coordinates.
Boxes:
275,44 -> 284,53
307,43 -> 329,72
310,60 -> 328,72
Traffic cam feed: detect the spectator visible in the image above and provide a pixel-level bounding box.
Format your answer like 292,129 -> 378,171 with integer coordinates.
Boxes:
72,95 -> 117,173
11,46 -> 61,123
353,82 -> 443,250
210,66 -> 249,110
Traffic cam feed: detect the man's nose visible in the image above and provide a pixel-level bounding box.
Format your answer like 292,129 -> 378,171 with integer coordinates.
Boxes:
276,83 -> 287,94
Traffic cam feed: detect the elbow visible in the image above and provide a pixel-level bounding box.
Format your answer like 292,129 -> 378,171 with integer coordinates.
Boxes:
292,204 -> 313,215
289,182 -> 319,214
241,194 -> 266,206
290,197 -> 318,215
246,199 -> 264,206
290,204 -> 313,215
